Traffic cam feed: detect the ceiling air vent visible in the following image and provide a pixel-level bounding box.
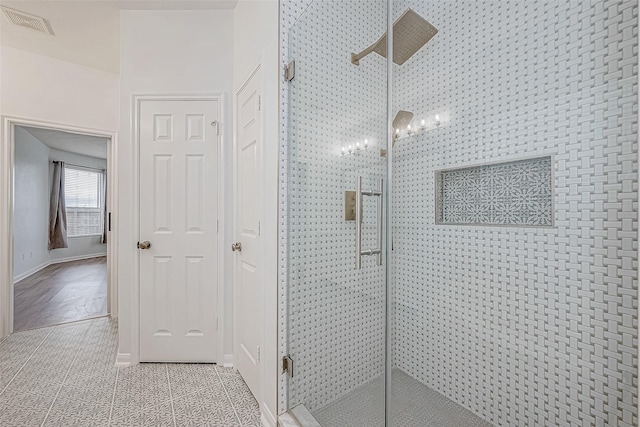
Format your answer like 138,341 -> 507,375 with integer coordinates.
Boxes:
1,7 -> 53,35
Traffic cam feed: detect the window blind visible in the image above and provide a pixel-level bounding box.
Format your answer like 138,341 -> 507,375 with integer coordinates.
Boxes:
64,167 -> 104,237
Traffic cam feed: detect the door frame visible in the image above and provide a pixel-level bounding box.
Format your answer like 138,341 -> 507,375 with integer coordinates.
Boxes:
132,94 -> 226,364
0,115 -> 118,338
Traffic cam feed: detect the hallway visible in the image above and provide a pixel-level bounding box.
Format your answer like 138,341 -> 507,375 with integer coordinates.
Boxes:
0,318 -> 260,426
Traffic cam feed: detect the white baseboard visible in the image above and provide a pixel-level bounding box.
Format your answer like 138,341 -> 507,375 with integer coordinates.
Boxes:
261,404 -> 277,427
49,252 -> 107,265
13,260 -> 50,283
223,353 -> 234,368
14,252 -> 107,284
115,352 -> 132,367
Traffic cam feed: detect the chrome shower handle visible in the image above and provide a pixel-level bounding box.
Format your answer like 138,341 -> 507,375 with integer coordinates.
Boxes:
355,176 -> 383,269
356,177 -> 362,269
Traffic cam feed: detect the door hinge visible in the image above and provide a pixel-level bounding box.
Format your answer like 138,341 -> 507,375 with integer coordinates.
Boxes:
211,120 -> 219,135
282,355 -> 293,377
257,345 -> 261,362
108,212 -> 111,231
257,95 -> 261,111
258,221 -> 261,236
217,220 -> 219,233
284,60 -> 295,82
216,316 -> 219,330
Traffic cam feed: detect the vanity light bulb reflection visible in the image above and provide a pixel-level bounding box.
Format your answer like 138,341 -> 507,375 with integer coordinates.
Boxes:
434,114 -> 441,127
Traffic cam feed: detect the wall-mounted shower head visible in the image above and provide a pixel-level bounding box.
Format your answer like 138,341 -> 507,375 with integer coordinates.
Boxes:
351,8 -> 438,66
392,110 -> 414,146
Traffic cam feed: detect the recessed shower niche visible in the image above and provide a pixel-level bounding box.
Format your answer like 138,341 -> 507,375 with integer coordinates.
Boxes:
435,156 -> 553,226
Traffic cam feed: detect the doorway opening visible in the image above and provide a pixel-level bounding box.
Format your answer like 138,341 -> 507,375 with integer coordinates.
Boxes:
1,118 -> 117,336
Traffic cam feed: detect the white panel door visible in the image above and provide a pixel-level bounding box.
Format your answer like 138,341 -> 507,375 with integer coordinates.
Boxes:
234,69 -> 262,396
139,99 -> 218,362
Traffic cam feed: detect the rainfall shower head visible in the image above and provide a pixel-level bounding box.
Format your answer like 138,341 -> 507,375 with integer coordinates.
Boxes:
351,8 -> 438,66
392,110 -> 414,146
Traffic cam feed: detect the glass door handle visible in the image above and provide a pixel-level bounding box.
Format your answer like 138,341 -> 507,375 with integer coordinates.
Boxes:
355,176 -> 383,269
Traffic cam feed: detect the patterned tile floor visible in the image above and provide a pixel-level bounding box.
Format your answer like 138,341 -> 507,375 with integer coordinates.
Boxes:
0,317 -> 261,427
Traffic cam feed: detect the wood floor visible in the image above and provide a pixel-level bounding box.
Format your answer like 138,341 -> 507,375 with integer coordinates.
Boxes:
13,256 -> 107,332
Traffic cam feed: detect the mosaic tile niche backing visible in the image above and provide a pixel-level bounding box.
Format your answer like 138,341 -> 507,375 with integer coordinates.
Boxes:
436,156 -> 553,226
391,0 -> 637,426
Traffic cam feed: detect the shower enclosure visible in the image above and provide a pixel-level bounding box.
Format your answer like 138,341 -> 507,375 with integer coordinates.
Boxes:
280,0 -> 638,426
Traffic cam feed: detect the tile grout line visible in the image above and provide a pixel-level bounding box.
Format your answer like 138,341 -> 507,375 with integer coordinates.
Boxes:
166,364 -> 177,427
215,366 -> 244,426
40,327 -> 87,427
0,329 -> 53,397
107,367 -> 120,426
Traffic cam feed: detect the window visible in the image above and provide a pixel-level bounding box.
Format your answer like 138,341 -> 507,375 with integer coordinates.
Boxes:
65,167 -> 104,237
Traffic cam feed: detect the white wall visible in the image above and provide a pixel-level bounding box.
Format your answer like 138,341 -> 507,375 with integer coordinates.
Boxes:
233,0 -> 278,87
0,46 -> 119,336
13,127 -> 50,280
233,1 -> 279,424
48,148 -> 107,264
117,9 -> 234,365
0,47 -> 119,131
13,131 -> 108,283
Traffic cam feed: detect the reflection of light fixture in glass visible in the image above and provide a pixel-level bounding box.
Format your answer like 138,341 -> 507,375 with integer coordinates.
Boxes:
342,140 -> 370,156
393,112 -> 446,145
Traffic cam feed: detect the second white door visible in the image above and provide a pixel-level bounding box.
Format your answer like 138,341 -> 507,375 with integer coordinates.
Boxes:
139,98 -> 219,362
234,67 -> 262,397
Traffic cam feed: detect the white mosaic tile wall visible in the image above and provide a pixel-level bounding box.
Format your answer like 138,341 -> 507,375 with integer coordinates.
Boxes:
280,1 -> 638,426
280,0 -> 389,415
391,0 -> 638,426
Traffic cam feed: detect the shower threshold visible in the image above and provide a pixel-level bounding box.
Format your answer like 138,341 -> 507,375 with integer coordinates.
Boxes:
282,370 -> 493,427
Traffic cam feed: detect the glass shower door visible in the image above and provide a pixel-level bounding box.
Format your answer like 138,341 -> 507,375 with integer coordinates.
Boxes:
285,0 -> 389,425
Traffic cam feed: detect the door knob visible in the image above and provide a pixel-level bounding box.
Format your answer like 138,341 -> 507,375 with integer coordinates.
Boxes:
137,241 -> 152,250
231,242 -> 242,252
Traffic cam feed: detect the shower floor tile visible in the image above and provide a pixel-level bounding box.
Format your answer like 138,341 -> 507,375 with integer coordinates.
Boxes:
313,370 -> 493,427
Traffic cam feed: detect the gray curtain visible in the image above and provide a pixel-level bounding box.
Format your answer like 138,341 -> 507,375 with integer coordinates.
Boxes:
102,170 -> 107,244
48,161 -> 68,249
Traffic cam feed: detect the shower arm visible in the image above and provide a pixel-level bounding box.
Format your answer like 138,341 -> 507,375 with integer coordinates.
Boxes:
351,43 -> 380,66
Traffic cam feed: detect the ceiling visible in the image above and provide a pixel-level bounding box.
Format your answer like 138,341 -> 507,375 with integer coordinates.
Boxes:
20,126 -> 109,159
0,0 -> 238,73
